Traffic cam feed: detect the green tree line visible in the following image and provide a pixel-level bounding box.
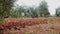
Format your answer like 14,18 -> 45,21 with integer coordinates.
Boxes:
0,0 -> 60,18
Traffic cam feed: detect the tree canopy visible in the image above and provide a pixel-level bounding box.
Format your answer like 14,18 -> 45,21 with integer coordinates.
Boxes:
0,0 -> 17,18
38,0 -> 50,17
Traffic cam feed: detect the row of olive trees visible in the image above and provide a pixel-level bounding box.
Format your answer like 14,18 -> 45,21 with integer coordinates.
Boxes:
0,0 -> 51,18
1,0 -> 60,18
13,0 -> 50,18
14,0 -> 60,17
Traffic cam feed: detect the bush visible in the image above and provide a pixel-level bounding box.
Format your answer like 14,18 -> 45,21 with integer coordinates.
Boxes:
48,20 -> 56,29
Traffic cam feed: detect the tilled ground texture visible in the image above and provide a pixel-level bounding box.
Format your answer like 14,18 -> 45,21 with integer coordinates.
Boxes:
0,18 -> 60,34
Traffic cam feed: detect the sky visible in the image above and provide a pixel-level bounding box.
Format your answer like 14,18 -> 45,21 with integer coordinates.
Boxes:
16,0 -> 60,15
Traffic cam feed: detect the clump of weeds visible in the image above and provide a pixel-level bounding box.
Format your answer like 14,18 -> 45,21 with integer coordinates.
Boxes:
48,20 -> 56,29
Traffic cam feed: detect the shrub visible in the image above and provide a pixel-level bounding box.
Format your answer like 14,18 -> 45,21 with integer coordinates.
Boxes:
48,20 -> 56,29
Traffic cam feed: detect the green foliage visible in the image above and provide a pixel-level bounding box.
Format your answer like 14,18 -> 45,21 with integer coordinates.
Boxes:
56,7 -> 60,17
38,0 -> 50,17
0,0 -> 17,18
15,6 -> 25,17
10,9 -> 20,18
0,18 -> 4,25
25,32 -> 31,34
15,6 -> 39,18
30,8 -> 38,18
34,24 -> 41,28
9,32 -> 13,34
48,21 -> 56,29
10,0 -> 50,18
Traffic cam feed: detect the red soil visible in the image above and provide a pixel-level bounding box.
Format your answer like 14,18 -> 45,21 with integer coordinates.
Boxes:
0,18 -> 60,34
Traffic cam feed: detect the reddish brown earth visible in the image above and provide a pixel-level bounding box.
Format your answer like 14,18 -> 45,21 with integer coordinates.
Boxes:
0,18 -> 60,34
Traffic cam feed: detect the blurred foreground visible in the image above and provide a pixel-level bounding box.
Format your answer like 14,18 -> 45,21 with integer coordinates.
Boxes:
0,18 -> 60,34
